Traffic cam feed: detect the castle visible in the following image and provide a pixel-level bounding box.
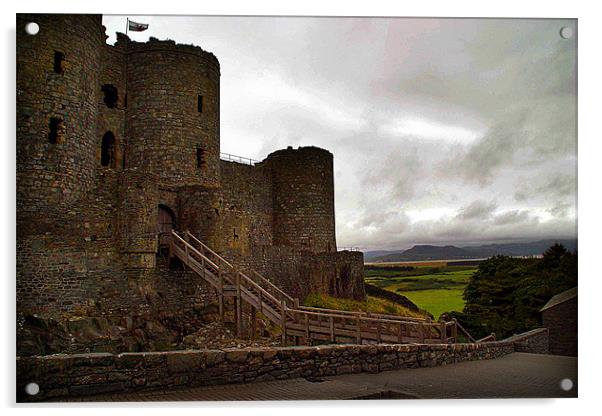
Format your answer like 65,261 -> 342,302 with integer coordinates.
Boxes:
16,14 -> 364,339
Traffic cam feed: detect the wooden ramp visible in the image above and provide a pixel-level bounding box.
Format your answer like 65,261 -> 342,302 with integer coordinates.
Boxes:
170,230 -> 474,346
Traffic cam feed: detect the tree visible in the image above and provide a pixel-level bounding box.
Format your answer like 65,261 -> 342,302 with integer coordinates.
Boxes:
448,244 -> 577,339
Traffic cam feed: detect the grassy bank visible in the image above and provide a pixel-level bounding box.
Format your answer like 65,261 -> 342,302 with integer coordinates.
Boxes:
302,293 -> 426,319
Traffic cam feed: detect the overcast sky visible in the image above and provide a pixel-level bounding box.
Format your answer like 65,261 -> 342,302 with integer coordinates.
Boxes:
103,16 -> 577,251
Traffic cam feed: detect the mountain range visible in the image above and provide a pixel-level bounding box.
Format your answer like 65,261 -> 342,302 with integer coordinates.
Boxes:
363,239 -> 577,263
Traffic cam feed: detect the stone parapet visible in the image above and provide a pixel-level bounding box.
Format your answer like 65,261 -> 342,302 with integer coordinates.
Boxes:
505,328 -> 549,355
18,339 -> 519,402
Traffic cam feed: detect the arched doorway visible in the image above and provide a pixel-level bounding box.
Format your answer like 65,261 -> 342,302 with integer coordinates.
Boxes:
157,204 -> 176,255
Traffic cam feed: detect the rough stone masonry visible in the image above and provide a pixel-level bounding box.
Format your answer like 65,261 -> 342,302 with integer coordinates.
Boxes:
17,328 -> 550,402
16,14 -> 364,353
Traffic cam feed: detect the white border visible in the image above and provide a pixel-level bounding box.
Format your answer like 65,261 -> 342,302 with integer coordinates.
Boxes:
2,0 -> 600,414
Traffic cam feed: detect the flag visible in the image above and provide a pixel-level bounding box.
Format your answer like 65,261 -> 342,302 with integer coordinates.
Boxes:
128,20 -> 149,32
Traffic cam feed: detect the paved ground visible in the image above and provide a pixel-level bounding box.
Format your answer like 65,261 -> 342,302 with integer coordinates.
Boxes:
64,353 -> 577,401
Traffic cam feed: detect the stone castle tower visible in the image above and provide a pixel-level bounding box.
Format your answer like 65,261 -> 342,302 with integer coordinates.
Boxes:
16,14 -> 364,329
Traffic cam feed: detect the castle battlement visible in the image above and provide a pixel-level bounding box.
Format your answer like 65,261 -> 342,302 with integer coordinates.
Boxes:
112,32 -> 221,72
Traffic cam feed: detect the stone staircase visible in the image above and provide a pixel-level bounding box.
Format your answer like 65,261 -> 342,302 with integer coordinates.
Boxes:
170,230 -> 469,345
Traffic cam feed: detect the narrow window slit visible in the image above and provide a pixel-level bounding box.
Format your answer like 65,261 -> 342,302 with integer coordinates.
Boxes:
101,131 -> 116,167
197,95 -> 204,113
53,51 -> 64,74
48,117 -> 63,144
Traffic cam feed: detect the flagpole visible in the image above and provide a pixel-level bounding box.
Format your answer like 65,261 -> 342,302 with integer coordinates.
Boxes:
126,17 -> 129,36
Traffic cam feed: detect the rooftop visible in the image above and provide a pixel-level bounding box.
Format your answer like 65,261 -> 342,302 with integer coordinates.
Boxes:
540,286 -> 577,312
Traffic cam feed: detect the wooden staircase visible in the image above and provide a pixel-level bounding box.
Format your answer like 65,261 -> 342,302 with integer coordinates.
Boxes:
170,230 -> 474,346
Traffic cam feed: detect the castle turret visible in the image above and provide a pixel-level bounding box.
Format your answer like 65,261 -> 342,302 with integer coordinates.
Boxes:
119,36 -> 221,189
267,146 -> 337,253
17,14 -> 104,229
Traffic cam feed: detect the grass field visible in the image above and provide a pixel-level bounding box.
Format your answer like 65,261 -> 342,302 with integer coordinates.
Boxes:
365,265 -> 476,319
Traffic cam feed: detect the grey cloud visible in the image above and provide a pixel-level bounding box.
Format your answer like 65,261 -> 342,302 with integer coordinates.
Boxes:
539,174 -> 577,198
445,113 -> 528,184
456,200 -> 498,220
514,172 -> 576,202
493,210 -> 534,226
103,16 -> 577,250
548,202 -> 572,218
361,146 -> 421,201
340,208 -> 574,250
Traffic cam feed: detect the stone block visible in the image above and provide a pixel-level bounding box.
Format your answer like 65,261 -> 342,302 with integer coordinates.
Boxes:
204,350 -> 226,367
225,350 -> 249,363
116,353 -> 144,369
69,381 -> 125,397
166,351 -> 202,374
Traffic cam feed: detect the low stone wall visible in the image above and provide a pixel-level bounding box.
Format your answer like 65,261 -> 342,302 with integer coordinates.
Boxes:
17,328 -> 551,402
18,341 -> 515,402
505,328 -> 549,354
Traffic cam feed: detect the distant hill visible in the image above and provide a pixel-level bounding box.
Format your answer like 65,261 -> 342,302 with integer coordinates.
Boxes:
367,239 -> 577,263
372,245 -> 473,262
363,250 -> 401,262
461,240 -> 577,257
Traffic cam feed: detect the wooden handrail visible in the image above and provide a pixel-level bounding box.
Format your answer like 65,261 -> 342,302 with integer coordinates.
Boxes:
185,230 -> 234,269
293,308 -> 437,327
453,318 -> 476,343
367,312 -> 428,322
251,270 -> 295,305
175,231 -> 285,313
298,306 -> 365,316
238,272 -> 284,311
289,309 -> 445,343
184,230 -> 295,312
172,232 -> 221,272
475,333 -> 496,343
298,306 -> 427,323
170,230 -> 460,346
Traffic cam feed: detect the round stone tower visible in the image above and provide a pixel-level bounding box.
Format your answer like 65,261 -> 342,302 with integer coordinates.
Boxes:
16,14 -> 103,223
120,37 -> 221,189
267,146 -> 337,253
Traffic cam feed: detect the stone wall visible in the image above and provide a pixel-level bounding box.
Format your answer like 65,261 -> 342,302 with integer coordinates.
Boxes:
227,245 -> 365,302
17,14 -> 103,226
216,160 -> 274,255
211,157 -> 364,302
97,42 -> 127,170
17,167 -> 219,342
267,147 -> 337,253
505,328 -> 549,355
542,297 -> 577,356
119,35 -> 221,189
17,340 -> 517,402
17,168 -> 122,316
117,169 -> 159,269
17,264 -> 219,356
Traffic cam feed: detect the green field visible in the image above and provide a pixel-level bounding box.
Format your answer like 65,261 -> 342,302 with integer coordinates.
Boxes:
365,265 -> 476,319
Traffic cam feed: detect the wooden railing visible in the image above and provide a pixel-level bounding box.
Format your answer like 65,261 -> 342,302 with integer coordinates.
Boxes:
297,306 -> 429,323
453,318 -> 476,343
475,333 -> 496,343
170,230 -> 469,346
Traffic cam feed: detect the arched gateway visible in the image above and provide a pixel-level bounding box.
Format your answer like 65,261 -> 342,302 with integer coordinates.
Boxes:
157,204 -> 176,254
